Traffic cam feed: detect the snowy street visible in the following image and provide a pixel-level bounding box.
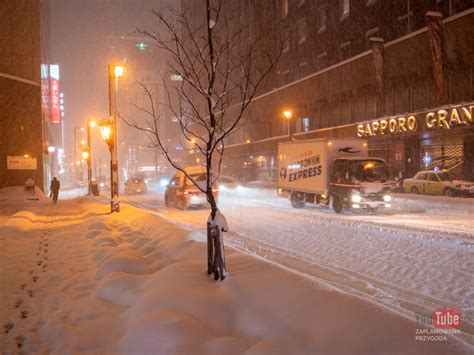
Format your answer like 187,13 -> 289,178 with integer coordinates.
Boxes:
122,187 -> 474,341
1,190 -> 473,354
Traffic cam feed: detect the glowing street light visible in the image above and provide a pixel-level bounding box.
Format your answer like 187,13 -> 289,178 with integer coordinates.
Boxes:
99,120 -> 113,147
81,148 -> 90,160
282,109 -> 294,140
114,65 -> 125,78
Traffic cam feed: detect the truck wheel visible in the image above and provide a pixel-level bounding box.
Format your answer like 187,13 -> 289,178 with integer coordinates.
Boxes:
290,193 -> 305,208
443,188 -> 453,197
410,187 -> 419,195
331,195 -> 343,214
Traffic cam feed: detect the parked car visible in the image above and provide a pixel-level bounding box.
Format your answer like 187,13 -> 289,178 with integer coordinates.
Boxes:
403,171 -> 461,196
165,167 -> 217,209
125,178 -> 147,194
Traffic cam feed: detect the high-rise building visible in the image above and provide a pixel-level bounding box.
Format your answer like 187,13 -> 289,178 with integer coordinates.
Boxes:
182,0 -> 474,182
0,0 -> 45,190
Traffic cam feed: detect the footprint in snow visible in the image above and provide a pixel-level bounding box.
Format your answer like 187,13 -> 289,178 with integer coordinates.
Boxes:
20,310 -> 28,319
32,276 -> 38,283
27,290 -> 33,298
4,322 -> 14,334
14,299 -> 24,309
37,261 -> 43,266
15,335 -> 25,349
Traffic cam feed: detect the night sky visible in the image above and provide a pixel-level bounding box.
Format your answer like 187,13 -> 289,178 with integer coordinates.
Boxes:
48,0 -> 167,158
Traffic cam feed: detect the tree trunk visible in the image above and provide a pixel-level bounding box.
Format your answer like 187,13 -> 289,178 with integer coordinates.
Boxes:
206,188 -> 225,280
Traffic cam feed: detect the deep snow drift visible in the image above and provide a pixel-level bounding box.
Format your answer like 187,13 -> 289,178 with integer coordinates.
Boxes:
123,187 -> 474,332
0,194 -> 472,354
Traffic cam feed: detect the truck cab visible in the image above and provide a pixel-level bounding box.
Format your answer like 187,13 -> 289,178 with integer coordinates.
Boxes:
330,157 -> 392,212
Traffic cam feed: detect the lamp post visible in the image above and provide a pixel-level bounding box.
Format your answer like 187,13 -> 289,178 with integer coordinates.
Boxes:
106,64 -> 124,213
86,119 -> 96,195
282,109 -> 294,140
73,127 -> 84,184
99,119 -> 117,212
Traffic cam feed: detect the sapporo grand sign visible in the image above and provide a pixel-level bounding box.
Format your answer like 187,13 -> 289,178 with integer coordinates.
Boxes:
357,104 -> 473,138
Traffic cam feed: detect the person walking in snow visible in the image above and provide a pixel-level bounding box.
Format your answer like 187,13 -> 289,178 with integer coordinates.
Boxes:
50,177 -> 60,203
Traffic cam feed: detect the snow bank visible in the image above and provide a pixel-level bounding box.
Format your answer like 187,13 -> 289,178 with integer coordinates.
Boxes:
91,205 -> 472,354
2,198 -> 472,354
0,186 -> 47,202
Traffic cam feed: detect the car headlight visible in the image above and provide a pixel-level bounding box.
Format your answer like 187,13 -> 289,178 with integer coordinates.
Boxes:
351,194 -> 362,203
383,194 -> 392,202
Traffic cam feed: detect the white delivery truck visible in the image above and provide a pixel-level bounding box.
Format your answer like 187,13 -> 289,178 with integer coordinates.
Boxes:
277,138 -> 392,213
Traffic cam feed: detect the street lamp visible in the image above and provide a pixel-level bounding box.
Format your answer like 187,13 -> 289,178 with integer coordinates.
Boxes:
99,119 -> 117,212
106,64 -> 125,213
114,65 -> 125,78
81,147 -> 90,160
73,127 -> 85,184
86,118 -> 97,195
282,109 -> 294,140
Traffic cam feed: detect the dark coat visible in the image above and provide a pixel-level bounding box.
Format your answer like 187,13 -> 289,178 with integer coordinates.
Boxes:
50,179 -> 60,193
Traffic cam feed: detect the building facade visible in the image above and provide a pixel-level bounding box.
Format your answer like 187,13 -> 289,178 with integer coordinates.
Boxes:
0,0 -> 45,190
210,1 -> 474,182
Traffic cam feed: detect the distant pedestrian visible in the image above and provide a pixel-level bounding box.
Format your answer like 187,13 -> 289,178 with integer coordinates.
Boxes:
50,177 -> 60,203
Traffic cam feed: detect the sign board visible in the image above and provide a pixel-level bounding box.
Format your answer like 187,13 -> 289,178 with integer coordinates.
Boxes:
7,156 -> 37,170
50,64 -> 60,124
357,104 -> 473,138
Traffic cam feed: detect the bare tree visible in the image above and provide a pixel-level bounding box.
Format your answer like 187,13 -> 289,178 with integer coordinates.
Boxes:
123,0 -> 281,281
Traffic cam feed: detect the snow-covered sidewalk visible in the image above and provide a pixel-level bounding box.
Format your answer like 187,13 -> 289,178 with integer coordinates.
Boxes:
0,196 -> 472,354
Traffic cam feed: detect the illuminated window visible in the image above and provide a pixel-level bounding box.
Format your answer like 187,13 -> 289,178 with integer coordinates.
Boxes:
282,0 -> 288,18
317,52 -> 327,70
298,18 -> 307,44
340,0 -> 350,18
339,41 -> 352,60
282,29 -> 290,52
303,117 -> 310,132
317,5 -> 327,32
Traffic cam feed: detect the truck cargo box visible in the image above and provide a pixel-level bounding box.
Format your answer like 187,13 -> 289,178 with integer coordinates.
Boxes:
278,139 -> 368,195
